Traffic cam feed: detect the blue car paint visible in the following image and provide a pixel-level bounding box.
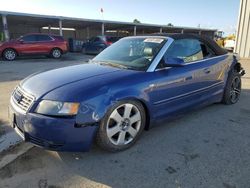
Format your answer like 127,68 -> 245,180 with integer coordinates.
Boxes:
152,55 -> 230,118
20,64 -> 120,99
9,36 -> 237,152
9,105 -> 97,151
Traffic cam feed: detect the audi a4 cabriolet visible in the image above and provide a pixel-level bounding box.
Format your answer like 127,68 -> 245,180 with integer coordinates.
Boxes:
9,34 -> 245,152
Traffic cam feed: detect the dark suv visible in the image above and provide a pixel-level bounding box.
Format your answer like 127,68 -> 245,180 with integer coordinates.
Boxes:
82,36 -> 121,54
0,33 -> 68,61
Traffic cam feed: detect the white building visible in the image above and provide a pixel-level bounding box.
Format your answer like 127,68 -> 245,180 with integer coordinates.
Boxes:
235,0 -> 250,59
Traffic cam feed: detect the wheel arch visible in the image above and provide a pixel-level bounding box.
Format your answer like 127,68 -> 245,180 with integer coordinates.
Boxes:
2,47 -> 19,57
233,62 -> 241,72
230,54 -> 243,74
76,96 -> 152,131
111,97 -> 151,131
50,47 -> 63,53
129,97 -> 151,131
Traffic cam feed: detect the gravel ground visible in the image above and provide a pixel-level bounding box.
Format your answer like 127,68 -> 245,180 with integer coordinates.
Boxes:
0,58 -> 249,188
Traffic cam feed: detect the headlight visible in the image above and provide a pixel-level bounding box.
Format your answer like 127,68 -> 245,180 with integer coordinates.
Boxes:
35,100 -> 80,116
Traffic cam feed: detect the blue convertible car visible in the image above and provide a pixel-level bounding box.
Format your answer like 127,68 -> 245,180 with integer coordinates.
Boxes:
9,34 -> 245,152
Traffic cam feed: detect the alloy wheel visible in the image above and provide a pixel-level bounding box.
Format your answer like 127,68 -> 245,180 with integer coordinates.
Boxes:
106,103 -> 142,146
52,49 -> 61,58
230,76 -> 241,103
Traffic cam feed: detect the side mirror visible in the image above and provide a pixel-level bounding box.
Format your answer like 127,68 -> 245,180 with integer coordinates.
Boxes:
163,56 -> 185,67
19,39 -> 24,43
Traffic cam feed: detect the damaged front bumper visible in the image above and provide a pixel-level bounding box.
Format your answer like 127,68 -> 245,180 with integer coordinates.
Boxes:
9,104 -> 98,152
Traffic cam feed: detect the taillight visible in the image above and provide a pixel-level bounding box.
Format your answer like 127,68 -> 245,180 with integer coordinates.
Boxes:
106,41 -> 112,46
65,41 -> 69,49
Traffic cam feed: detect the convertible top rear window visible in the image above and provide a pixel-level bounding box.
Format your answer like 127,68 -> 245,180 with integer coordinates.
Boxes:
168,34 -> 227,56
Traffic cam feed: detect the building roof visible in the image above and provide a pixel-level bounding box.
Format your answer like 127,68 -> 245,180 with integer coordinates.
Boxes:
0,10 -> 217,33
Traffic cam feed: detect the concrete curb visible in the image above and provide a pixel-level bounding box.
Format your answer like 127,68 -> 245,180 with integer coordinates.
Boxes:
0,130 -> 22,153
0,129 -> 34,169
0,142 -> 34,169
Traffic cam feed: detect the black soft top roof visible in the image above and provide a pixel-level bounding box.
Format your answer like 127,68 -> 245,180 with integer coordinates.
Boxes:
148,33 -> 228,56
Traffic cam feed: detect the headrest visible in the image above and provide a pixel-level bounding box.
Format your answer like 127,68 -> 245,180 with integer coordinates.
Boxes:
144,47 -> 153,56
168,44 -> 187,57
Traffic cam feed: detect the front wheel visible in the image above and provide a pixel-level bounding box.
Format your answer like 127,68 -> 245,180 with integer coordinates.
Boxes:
222,71 -> 241,105
96,100 -> 146,152
51,48 -> 62,59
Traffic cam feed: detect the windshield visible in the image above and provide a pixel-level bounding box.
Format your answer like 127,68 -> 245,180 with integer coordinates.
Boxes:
92,37 -> 167,71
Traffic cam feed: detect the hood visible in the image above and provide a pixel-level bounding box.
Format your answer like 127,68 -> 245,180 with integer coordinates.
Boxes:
20,63 -> 121,99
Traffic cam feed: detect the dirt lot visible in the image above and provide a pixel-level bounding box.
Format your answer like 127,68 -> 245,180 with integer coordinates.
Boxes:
0,57 -> 250,188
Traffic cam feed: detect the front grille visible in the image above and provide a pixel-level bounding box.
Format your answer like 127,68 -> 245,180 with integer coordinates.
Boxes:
12,86 -> 35,113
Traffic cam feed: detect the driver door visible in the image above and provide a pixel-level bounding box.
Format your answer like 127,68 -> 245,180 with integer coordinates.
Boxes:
153,38 -> 223,119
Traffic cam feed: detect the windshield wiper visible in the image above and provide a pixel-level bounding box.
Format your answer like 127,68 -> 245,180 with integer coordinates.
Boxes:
98,61 -> 129,70
91,60 -> 137,70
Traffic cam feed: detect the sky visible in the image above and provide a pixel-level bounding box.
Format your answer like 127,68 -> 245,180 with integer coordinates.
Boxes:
0,0 -> 240,35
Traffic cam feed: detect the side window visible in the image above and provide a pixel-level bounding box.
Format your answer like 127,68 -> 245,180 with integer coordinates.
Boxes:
52,35 -> 64,41
22,35 -> 37,42
165,39 -> 204,63
200,42 -> 216,59
37,35 -> 52,41
93,37 -> 101,42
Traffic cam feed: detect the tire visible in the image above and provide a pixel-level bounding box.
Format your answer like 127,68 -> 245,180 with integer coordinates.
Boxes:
82,47 -> 86,54
222,70 -> 241,105
96,100 -> 146,152
50,48 -> 62,59
3,48 -> 17,61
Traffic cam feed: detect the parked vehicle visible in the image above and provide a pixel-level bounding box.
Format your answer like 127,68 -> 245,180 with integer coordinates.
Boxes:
9,34 -> 245,152
215,33 -> 236,52
82,35 -> 121,54
0,33 -> 68,61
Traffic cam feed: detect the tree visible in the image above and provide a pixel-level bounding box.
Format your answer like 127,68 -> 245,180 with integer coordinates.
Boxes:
133,19 -> 141,24
167,23 -> 174,27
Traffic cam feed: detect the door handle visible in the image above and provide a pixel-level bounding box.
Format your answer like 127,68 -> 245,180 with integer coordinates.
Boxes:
185,76 -> 192,81
149,84 -> 156,89
203,68 -> 211,74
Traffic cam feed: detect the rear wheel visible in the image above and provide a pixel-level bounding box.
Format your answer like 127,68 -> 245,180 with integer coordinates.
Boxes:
96,100 -> 146,152
222,71 -> 241,105
51,48 -> 62,59
3,48 -> 17,61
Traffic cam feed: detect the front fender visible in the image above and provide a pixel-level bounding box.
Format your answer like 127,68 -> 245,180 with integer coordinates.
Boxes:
41,70 -> 155,127
75,87 -> 153,127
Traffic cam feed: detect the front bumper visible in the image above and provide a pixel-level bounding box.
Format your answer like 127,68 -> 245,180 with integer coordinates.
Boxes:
9,104 -> 98,152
